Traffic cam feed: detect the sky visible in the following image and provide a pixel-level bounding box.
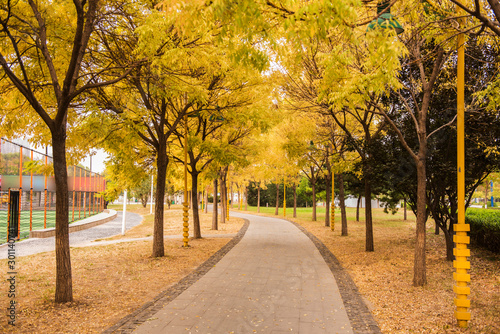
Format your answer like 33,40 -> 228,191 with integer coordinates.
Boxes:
7,138 -> 109,174
80,149 -> 109,174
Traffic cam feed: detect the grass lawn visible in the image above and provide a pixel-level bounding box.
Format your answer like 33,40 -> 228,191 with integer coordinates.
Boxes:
0,209 -> 102,242
240,204 -> 500,333
0,204 -> 244,333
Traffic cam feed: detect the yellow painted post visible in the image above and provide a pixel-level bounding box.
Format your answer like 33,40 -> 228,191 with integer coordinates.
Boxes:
182,114 -> 189,247
239,188 -> 242,210
283,177 -> 286,217
78,167 -> 82,219
44,154 -> 47,228
331,170 -> 335,231
454,12 -> 470,328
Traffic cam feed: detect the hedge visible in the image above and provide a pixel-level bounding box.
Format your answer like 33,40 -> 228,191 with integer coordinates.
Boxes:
465,208 -> 500,253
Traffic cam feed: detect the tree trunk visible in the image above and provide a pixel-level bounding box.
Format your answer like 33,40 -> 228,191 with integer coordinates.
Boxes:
212,178 -> 218,230
356,194 -> 361,222
191,172 -> 201,239
152,144 -> 167,258
339,173 -> 348,236
404,198 -> 407,220
220,176 -> 226,224
293,183 -> 297,218
221,167 -> 228,223
442,227 -> 454,261
244,186 -> 248,211
204,188 -> 208,213
364,175 -> 374,252
435,221 -> 440,235
257,185 -> 261,213
413,158 -> 427,286
275,183 -> 279,215
52,131 -> 73,303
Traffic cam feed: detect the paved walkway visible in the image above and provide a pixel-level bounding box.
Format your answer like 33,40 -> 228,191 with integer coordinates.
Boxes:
0,211 -> 142,258
126,212 -> 367,334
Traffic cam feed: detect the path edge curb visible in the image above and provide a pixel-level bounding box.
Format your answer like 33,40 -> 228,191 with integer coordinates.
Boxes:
103,219 -> 250,334
287,219 -> 383,334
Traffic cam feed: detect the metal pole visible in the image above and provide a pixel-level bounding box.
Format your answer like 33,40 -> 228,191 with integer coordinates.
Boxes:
30,149 -> 33,231
122,190 -> 127,235
44,153 -> 47,228
454,11 -> 470,327
72,166 -> 76,221
150,174 -> 154,215
182,113 -> 189,247
283,177 -> 286,217
83,170 -> 87,218
78,167 -> 81,219
331,170 -> 335,231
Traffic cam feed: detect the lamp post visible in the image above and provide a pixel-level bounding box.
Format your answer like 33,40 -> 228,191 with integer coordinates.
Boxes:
367,1 -> 404,34
122,190 -> 127,235
454,11 -> 470,328
182,113 -> 189,248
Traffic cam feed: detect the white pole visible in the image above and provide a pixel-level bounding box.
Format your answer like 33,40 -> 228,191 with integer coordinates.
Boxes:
122,190 -> 127,235
150,174 -> 154,215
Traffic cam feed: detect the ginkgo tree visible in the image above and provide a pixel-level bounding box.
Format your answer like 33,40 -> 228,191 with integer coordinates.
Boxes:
170,80 -> 274,238
0,0 -> 138,302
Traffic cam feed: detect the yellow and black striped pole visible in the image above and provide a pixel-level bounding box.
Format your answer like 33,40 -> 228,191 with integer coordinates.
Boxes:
454,12 -> 470,327
182,113 -> 189,247
331,170 -> 334,231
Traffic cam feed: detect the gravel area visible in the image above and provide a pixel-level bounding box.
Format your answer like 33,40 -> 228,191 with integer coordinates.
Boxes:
0,211 -> 142,259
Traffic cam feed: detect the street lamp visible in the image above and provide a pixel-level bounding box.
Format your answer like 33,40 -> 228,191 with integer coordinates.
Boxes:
367,1 -> 404,34
454,10 -> 470,328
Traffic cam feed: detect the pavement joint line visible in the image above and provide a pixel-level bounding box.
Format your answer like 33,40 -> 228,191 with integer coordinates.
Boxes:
103,219 -> 250,334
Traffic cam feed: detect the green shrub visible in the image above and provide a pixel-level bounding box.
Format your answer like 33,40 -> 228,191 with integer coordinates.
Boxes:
465,208 -> 500,253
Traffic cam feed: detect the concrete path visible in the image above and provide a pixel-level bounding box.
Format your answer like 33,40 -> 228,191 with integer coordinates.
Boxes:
0,211 -> 142,259
133,212 -> 354,334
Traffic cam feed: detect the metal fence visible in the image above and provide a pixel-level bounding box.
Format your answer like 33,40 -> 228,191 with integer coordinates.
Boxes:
0,138 -> 106,241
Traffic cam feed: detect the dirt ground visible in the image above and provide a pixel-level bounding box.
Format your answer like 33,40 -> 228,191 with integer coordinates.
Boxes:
0,205 -> 244,333
1,205 -> 498,333
285,208 -> 500,334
